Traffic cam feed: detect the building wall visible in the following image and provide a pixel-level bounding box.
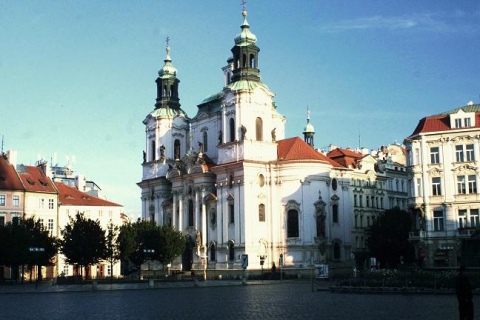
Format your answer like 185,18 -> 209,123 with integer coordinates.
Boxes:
407,113 -> 480,267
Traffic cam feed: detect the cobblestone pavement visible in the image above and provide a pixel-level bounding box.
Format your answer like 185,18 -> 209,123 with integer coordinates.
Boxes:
1,280 -> 476,320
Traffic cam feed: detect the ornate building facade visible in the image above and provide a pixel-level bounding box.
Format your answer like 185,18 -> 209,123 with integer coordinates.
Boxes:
406,102 -> 480,267
138,8 -> 355,272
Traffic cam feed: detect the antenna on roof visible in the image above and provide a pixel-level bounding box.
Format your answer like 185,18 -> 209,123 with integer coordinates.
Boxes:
1,135 -> 4,154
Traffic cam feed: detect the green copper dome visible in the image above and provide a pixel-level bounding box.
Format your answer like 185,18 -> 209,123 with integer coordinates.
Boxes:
158,46 -> 177,78
234,11 -> 257,46
303,121 -> 315,133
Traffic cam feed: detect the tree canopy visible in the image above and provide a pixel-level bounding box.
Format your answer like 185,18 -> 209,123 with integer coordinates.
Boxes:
0,217 -> 57,281
366,207 -> 415,269
59,212 -> 106,279
117,220 -> 185,275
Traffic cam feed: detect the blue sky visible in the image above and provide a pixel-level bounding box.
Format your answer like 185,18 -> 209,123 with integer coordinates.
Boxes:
1,1 -> 479,219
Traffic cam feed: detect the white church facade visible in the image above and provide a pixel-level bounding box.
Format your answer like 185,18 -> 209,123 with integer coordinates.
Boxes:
138,8 -> 356,273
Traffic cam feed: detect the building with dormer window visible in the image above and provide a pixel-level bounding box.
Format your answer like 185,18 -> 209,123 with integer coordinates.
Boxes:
406,101 -> 480,267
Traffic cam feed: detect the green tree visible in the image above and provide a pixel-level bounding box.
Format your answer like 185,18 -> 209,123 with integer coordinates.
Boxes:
117,220 -> 185,277
117,221 -> 138,275
105,221 -> 120,282
23,217 -> 58,282
60,213 -> 106,279
0,220 -> 28,281
366,207 -> 415,268
157,225 -> 185,268
0,217 -> 57,282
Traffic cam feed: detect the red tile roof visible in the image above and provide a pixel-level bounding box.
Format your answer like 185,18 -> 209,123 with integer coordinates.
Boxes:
408,104 -> 480,137
55,182 -> 122,207
0,155 -> 24,190
277,137 -> 338,165
17,165 -> 57,193
327,148 -> 363,168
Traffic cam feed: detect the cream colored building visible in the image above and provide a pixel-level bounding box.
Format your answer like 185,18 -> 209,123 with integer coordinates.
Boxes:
406,102 -> 480,267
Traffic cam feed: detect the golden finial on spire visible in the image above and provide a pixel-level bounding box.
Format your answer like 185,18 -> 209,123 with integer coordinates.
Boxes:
241,0 -> 247,16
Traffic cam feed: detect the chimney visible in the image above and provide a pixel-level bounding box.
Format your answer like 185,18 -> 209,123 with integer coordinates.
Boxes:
6,150 -> 17,167
75,174 -> 86,191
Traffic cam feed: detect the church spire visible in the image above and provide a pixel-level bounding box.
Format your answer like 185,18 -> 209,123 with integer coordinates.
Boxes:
230,2 -> 260,83
303,106 -> 315,148
155,36 -> 181,110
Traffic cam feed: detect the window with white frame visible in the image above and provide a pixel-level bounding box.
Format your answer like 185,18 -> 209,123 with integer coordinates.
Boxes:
457,176 -> 466,194
466,144 -> 475,161
48,199 -> 54,209
48,219 -> 54,231
458,209 -> 467,228
457,175 -> 477,194
433,210 -> 444,231
0,195 -> 5,206
456,144 -> 475,162
432,177 -> 442,196
455,118 -> 462,128
416,178 -> 423,197
107,265 -> 112,276
430,147 -> 440,164
468,175 -> 477,193
39,219 -> 44,229
414,148 -> 420,165
13,195 -> 19,207
39,198 -> 45,209
470,209 -> 479,227
456,145 -> 464,162
63,265 -> 69,276
465,117 -> 472,127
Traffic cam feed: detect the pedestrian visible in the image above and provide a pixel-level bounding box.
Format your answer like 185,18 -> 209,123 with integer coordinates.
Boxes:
455,265 -> 474,320
190,270 -> 195,281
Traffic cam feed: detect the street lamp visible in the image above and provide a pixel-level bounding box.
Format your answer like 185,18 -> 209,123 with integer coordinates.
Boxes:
29,247 -> 45,289
259,255 -> 266,281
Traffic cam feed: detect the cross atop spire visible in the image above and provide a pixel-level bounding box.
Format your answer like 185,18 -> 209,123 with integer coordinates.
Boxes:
241,0 -> 247,12
166,36 -> 170,48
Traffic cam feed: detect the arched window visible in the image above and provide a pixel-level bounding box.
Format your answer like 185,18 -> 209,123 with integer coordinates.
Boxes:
150,140 -> 156,162
255,117 -> 263,141
210,244 -> 216,262
332,204 -> 339,223
242,54 -> 247,67
236,57 -> 240,69
259,204 -> 265,222
316,215 -> 325,237
229,118 -> 235,142
174,139 -> 181,160
287,209 -> 299,237
250,54 -> 255,68
170,85 -> 174,97
188,199 -> 194,227
203,131 -> 208,152
163,85 -> 167,97
333,242 -> 341,260
228,242 -> 235,261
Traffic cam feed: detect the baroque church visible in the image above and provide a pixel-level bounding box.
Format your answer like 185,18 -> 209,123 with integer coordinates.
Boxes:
138,8 -> 353,272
